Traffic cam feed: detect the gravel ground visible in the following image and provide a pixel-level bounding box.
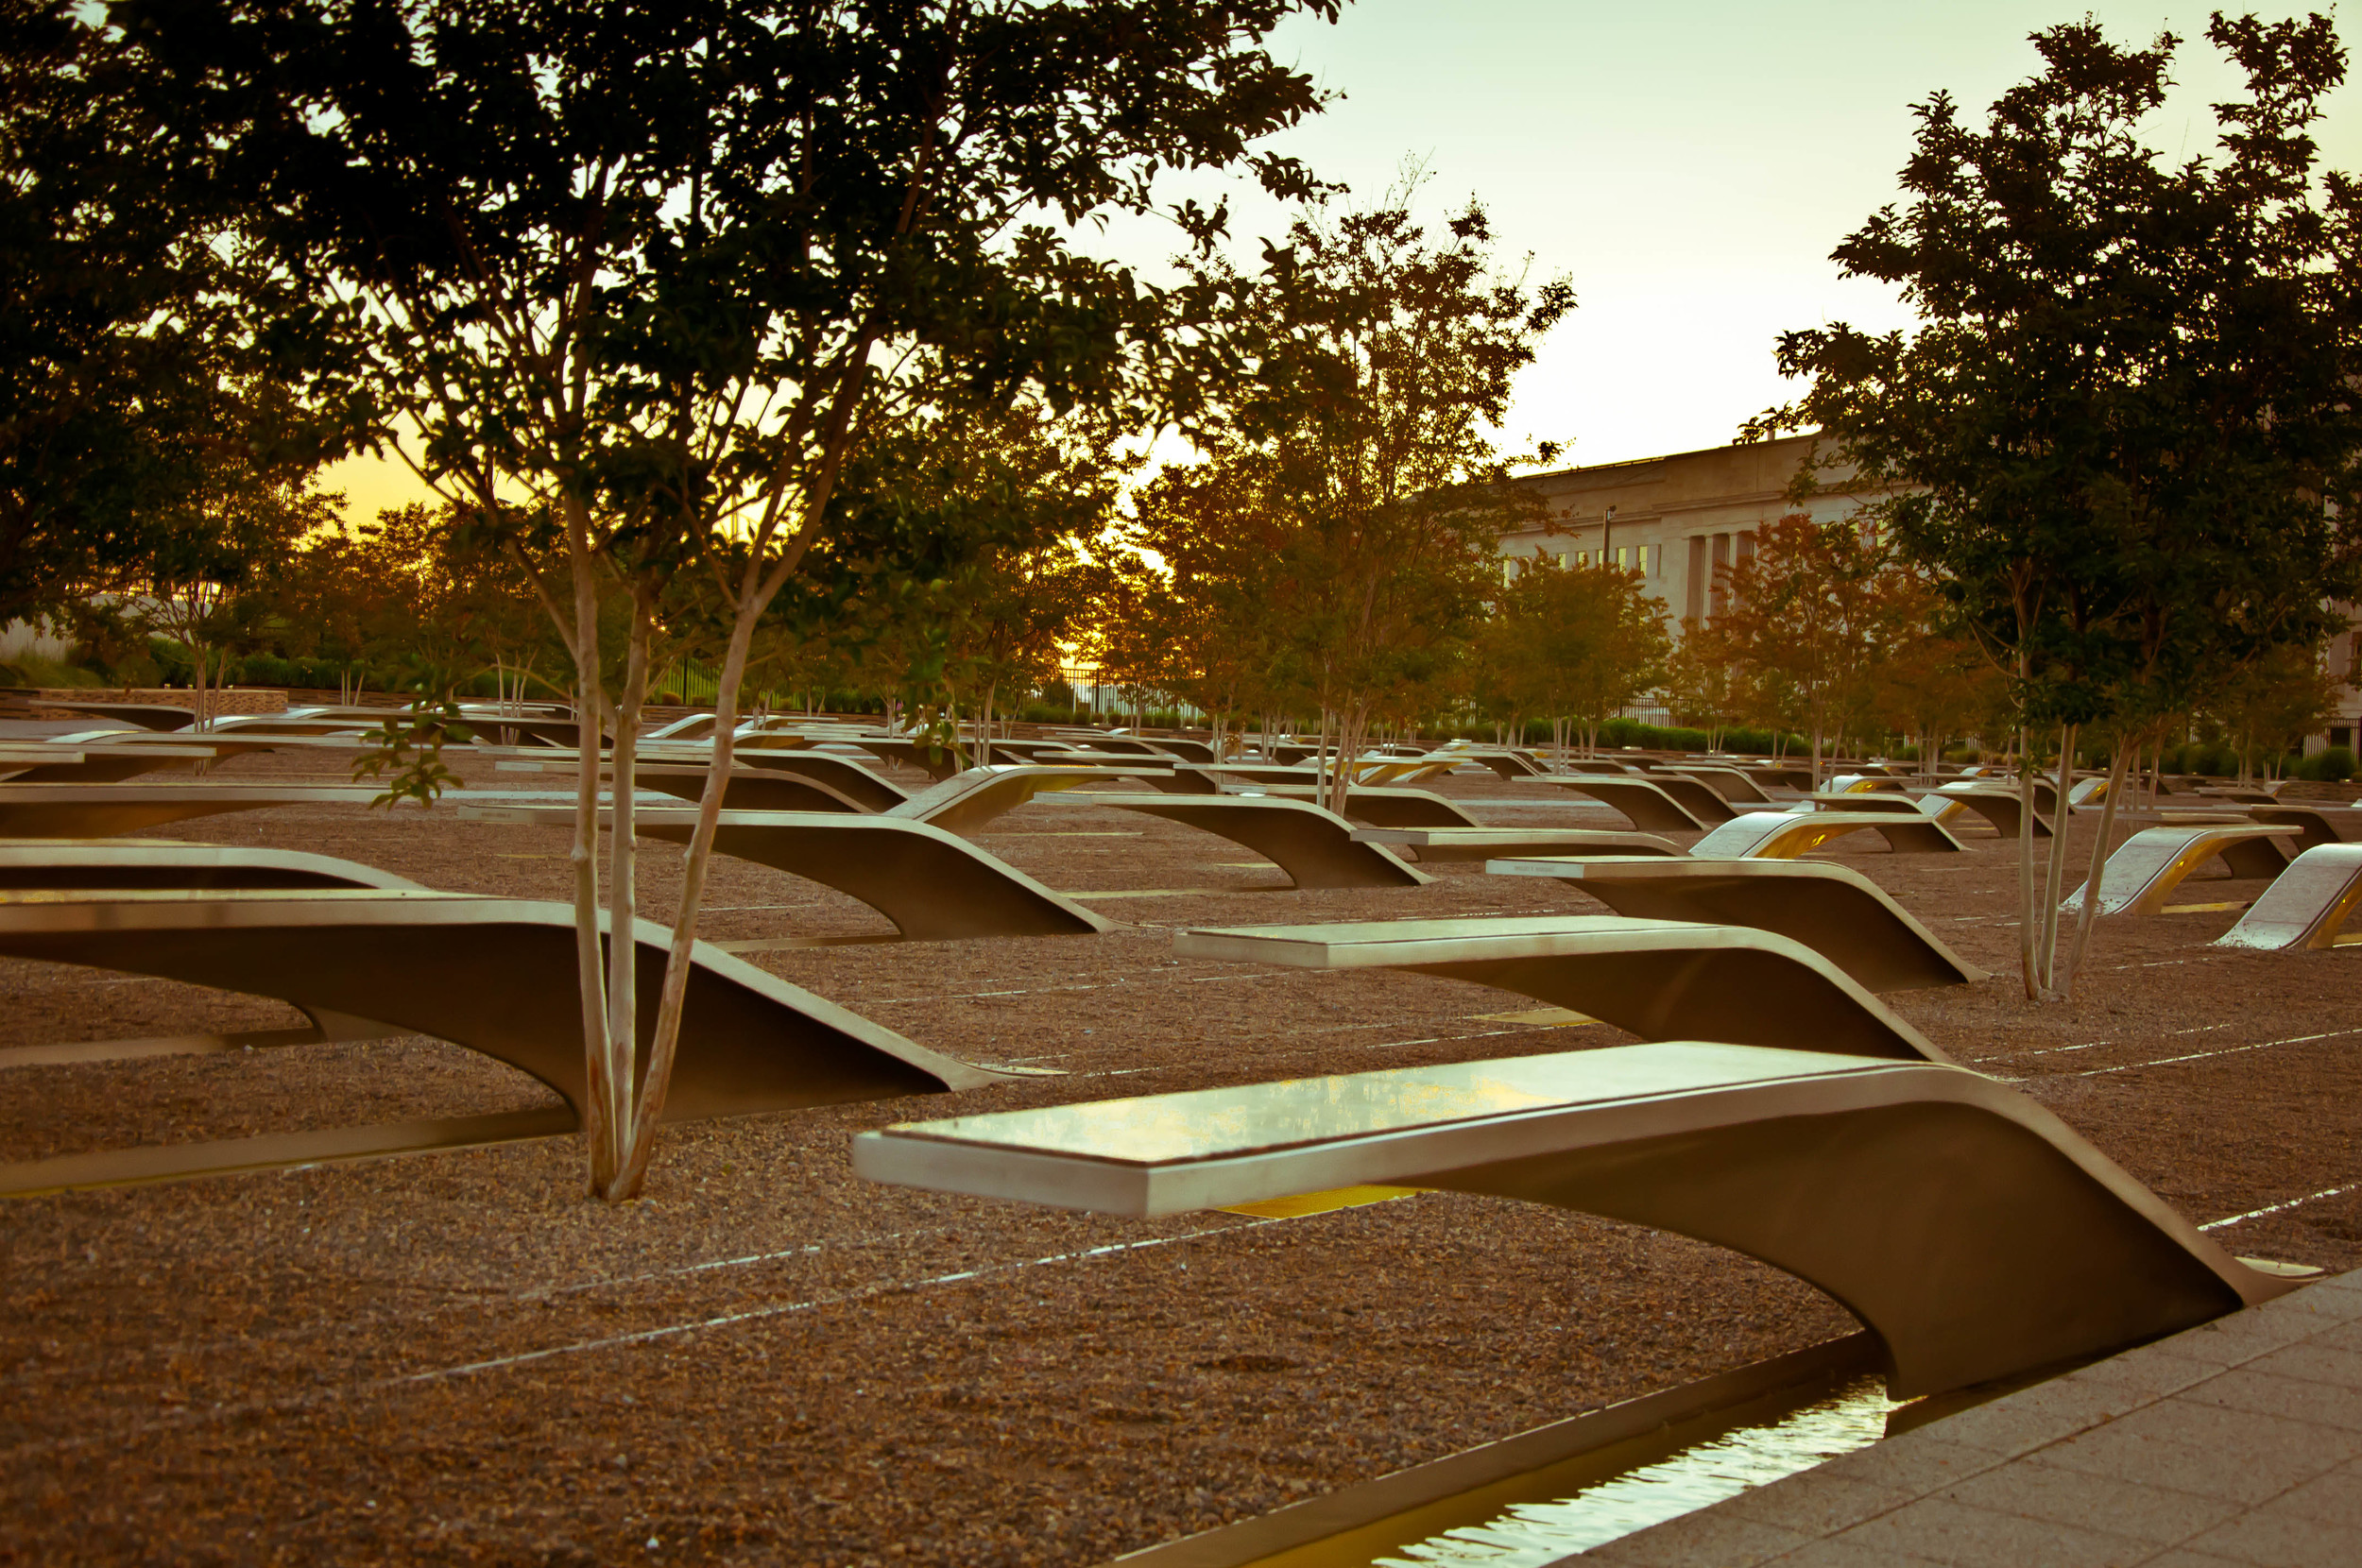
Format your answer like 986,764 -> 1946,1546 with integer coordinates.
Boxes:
1,753 -> 2356,1566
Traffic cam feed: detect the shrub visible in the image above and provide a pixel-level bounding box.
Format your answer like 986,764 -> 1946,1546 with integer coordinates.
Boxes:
0,653 -> 108,689
2297,745 -> 2356,781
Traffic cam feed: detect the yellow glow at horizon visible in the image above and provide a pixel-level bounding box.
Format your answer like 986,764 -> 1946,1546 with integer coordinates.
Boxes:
319,449 -> 439,528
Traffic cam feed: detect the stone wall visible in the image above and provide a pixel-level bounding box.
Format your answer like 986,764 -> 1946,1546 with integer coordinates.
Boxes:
14,687 -> 289,717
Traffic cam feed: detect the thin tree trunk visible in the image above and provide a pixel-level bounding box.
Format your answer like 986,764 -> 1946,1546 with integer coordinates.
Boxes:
563,503 -> 615,1191
593,584 -> 655,1202
189,632 -> 209,734
2036,723 -> 2080,996
2016,721 -> 2040,1002
616,577 -> 758,1198
2060,741 -> 2132,997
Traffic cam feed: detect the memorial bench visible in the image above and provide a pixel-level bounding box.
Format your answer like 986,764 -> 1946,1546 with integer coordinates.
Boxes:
1085,793 -> 1433,889
0,783 -> 412,838
2062,822 -> 2301,916
0,887 -> 1000,1195
1482,856 -> 1987,993
458,804 -> 1110,940
1172,916 -> 1941,1061
1230,784 -> 1482,829
853,1041 -> 2291,1396
1689,810 -> 1968,859
2214,842 -> 2362,950
1541,775 -> 1728,832
1354,827 -> 1682,863
1653,764 -> 1776,804
1933,781 -> 2054,839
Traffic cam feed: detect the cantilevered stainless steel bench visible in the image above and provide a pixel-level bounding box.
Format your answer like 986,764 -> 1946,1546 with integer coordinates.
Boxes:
1793,791 -> 1934,814
0,842 -> 427,1060
2249,803 -> 2360,851
1655,764 -> 1776,804
0,783 -> 419,838
0,738 -> 232,784
705,747 -> 911,811
2215,843 -> 2362,950
1826,773 -> 1911,794
459,804 -> 1110,940
497,758 -> 871,813
1484,856 -> 1987,992
1173,916 -> 1940,1061
489,759 -> 1138,837
0,889 -> 1002,1194
852,736 -> 967,781
891,765 -> 1160,836
1463,750 -> 1551,780
1541,775 -> 1728,832
1934,782 -> 2054,839
0,838 -> 421,893
1690,810 -> 1968,859
854,1041 -> 2290,1396
2063,823 -> 2302,916
1235,784 -> 1482,829
1354,827 -> 1683,863
1088,794 -> 1434,889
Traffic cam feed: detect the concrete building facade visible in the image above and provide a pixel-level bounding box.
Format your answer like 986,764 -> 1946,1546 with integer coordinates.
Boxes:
1501,432 -> 2362,756
1498,432 -> 1885,627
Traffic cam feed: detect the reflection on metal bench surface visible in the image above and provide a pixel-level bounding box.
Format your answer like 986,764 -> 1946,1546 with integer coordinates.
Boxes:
1088,793 -> 1433,889
1172,915 -> 1941,1061
2063,823 -> 2300,917
2214,842 -> 2362,950
1356,827 -> 1683,863
853,1041 -> 2291,1396
1690,810 -> 1968,860
1483,857 -> 1986,993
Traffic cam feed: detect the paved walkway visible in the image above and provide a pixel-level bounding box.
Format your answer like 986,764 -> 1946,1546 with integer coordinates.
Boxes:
1581,1266 -> 2361,1566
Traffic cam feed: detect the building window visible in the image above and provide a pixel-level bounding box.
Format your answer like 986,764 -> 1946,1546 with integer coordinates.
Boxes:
2335,726 -> 2353,752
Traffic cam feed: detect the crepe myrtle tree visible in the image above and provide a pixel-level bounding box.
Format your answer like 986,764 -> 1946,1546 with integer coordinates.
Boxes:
1101,454 -> 1319,766
1710,516 -> 1895,790
125,0 -> 1342,1199
841,403 -> 1122,766
0,0 -> 229,629
1492,556 -> 1669,759
1753,12 -> 2362,1001
1178,182 -> 1572,814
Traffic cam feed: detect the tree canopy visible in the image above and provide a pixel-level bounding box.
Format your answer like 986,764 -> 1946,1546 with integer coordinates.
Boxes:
1757,10 -> 2362,998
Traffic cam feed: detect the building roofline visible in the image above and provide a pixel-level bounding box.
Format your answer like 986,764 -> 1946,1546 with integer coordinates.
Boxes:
1513,430 -> 1824,486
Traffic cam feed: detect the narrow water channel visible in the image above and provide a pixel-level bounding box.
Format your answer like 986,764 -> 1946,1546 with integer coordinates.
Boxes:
1244,1369 -> 1911,1567
1372,1373 -> 1905,1563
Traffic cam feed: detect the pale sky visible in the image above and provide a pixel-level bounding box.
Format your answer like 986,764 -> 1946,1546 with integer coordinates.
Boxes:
323,0 -> 2362,520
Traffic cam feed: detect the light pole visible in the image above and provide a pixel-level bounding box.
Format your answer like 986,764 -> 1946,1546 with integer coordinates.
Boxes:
1601,503 -> 1617,567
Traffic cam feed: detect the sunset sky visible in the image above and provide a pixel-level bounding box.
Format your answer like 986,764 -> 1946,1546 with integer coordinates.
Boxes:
322,1 -> 2362,521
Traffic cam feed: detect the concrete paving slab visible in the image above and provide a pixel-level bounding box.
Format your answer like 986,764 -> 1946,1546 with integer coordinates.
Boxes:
1938,1457 -> 2242,1543
2182,1507 -> 2358,1566
2179,1365 -> 2362,1433
1829,1494 -> 2150,1566
2266,1460 -> 2362,1525
1586,1267 -> 2362,1565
